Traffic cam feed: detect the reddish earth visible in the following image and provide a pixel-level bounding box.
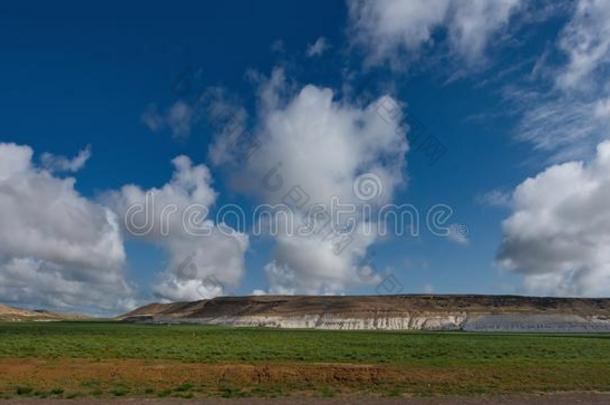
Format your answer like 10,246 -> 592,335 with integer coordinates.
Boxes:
3,393 -> 610,404
0,358 -> 608,400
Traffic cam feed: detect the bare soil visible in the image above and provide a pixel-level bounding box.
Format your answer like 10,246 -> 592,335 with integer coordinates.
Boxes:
0,357 -> 608,399
2,393 -> 610,404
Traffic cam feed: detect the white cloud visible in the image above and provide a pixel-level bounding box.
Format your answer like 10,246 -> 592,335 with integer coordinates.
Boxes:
497,141 -> 610,296
41,145 -> 91,173
141,104 -> 164,133
263,219 -> 380,295
556,0 -> 610,91
477,189 -> 512,208
104,155 -> 249,302
166,101 -> 194,137
0,143 -> 132,313
347,0 -> 523,66
215,70 -> 408,294
348,0 -> 449,64
249,81 -> 407,206
141,101 -> 196,138
447,224 -> 469,245
202,87 -> 250,166
514,93 -> 604,159
306,37 -> 329,57
448,0 -> 523,64
595,97 -> 610,120
509,0 -> 610,159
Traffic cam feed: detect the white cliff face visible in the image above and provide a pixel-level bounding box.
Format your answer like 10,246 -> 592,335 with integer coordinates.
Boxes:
151,314 -> 469,330
143,313 -> 610,332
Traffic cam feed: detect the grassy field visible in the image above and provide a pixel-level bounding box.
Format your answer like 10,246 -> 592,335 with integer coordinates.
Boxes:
0,321 -> 609,399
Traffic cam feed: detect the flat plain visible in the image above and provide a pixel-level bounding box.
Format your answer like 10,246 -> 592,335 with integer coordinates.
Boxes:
0,321 -> 609,400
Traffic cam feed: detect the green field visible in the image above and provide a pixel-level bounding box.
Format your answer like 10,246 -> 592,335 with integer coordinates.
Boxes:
1,321 -> 609,398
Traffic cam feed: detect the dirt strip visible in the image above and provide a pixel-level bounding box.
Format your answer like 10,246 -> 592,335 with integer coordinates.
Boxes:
0,358 -> 608,399
2,393 -> 610,404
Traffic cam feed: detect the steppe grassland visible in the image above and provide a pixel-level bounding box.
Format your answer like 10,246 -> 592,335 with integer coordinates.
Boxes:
0,321 -> 609,398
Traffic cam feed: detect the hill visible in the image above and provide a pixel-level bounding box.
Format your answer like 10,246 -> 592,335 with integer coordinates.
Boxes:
120,294 -> 610,332
0,303 -> 88,321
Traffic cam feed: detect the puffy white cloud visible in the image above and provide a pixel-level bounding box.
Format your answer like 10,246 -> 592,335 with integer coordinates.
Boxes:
306,37 -> 329,57
216,70 -> 408,294
249,82 -> 407,206
104,155 -> 249,302
41,145 -> 91,173
264,220 -> 379,294
497,141 -> 610,296
0,143 -> 132,313
347,0 -> 523,66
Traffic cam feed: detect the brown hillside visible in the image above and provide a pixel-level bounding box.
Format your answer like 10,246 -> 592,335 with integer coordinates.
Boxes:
119,294 -> 610,320
0,304 -> 88,321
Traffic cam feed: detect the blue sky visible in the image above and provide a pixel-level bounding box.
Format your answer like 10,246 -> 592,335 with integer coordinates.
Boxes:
2,1 -> 610,314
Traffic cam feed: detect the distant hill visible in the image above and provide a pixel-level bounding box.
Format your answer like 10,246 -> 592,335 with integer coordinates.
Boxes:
119,295 -> 610,332
0,303 -> 88,321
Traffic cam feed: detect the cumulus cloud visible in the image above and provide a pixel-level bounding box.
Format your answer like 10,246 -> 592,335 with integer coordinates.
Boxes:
41,145 -> 91,173
212,69 -> 408,294
306,37 -> 329,57
104,155 -> 249,302
0,143 -> 132,313
497,141 -> 610,296
347,0 -> 523,66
